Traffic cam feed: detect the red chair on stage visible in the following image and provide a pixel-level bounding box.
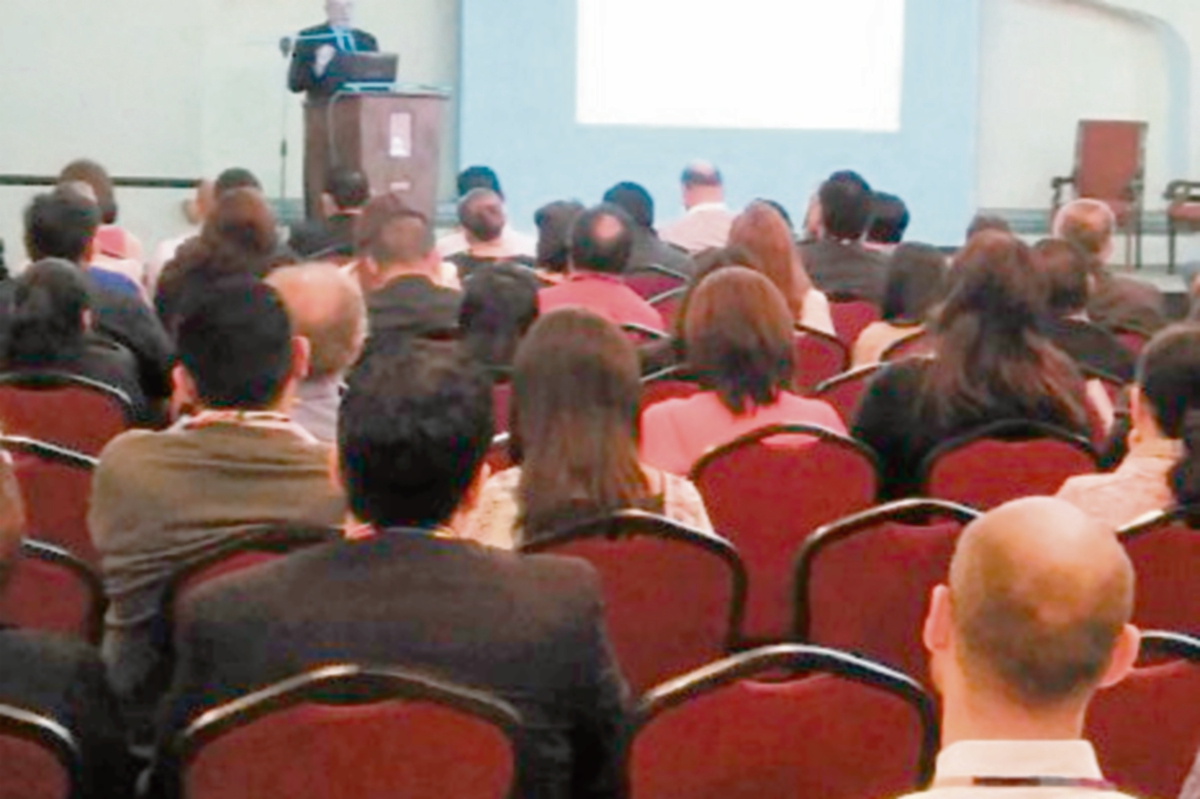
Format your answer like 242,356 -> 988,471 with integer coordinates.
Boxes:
919,421 -> 1098,511
1118,509 -> 1200,635
0,539 -> 105,645
690,424 -> 879,643
793,327 -> 849,395
625,644 -> 938,799
0,437 -> 99,566
1165,179 -> 1200,274
0,373 -> 134,456
812,364 -> 885,425
793,500 -> 980,682
166,665 -> 521,799
521,511 -> 746,694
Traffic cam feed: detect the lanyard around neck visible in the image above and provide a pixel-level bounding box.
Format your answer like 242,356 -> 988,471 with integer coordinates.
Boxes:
934,776 -> 1118,791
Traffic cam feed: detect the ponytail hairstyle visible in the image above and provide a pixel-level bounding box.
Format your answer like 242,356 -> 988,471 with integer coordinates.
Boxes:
3,259 -> 90,369
1136,325 -> 1200,506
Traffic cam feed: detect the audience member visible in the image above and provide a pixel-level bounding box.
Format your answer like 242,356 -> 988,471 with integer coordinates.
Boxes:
288,167 -> 370,259
1054,199 -> 1166,334
1183,755 -> 1200,799
642,268 -> 846,475
156,339 -> 629,799
212,166 -> 263,197
1058,325 -> 1200,527
0,450 -> 135,798
59,158 -> 146,285
727,201 -> 835,335
799,170 -> 888,303
2,259 -> 147,416
538,204 -> 666,331
865,191 -> 910,253
148,179 -> 216,294
469,308 -> 710,547
903,497 -> 1140,799
23,189 -> 173,406
852,243 -> 948,367
534,199 -> 585,284
460,262 -> 541,376
351,194 -> 461,357
447,188 -> 536,278
89,280 -> 346,740
437,166 -> 536,258
854,232 -> 1091,499
602,181 -> 694,275
965,213 -> 1012,241
660,161 -> 736,253
266,263 -> 367,443
1033,238 -> 1135,382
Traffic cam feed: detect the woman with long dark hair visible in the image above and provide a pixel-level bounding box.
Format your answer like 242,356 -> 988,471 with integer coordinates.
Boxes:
1,259 -> 146,413
466,308 -> 711,547
851,243 -> 948,366
853,231 -> 1091,498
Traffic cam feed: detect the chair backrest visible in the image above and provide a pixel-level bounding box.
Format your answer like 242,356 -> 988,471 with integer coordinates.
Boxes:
880,329 -> 933,362
640,366 -> 701,416
626,265 -> 687,300
828,299 -> 881,348
1111,327 -> 1150,360
0,373 -> 133,456
793,500 -> 980,682
1075,120 -> 1147,201
919,421 -> 1098,511
1118,510 -> 1200,635
0,539 -> 105,645
521,511 -> 747,694
173,665 -> 521,799
622,323 -> 669,345
0,704 -> 80,799
793,327 -> 849,395
812,364 -> 885,425
626,644 -> 938,799
1087,631 -> 1200,799
491,381 -> 512,435
0,437 -> 98,566
649,287 -> 686,331
690,424 -> 880,643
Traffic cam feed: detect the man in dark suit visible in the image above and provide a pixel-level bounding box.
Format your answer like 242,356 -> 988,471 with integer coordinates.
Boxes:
800,170 -> 888,304
0,439 -> 133,799
288,0 -> 380,99
156,340 -> 629,799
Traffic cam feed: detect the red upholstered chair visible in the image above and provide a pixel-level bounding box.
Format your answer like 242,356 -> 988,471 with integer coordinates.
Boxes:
625,644 -> 938,799
521,511 -> 746,694
828,298 -> 881,349
0,373 -> 133,457
1051,120 -> 1148,268
650,287 -> 686,331
793,326 -> 849,395
0,539 -> 105,645
690,424 -> 880,643
626,264 -> 688,300
0,437 -> 99,566
812,364 -> 885,425
168,664 -> 521,799
485,432 -> 514,475
919,421 -> 1098,511
1111,326 -> 1150,360
793,500 -> 980,683
1118,509 -> 1200,635
622,323 -> 669,345
1087,631 -> 1200,799
640,366 -> 701,416
491,381 -> 512,435
1165,180 -> 1200,274
0,703 -> 81,799
880,329 -> 933,362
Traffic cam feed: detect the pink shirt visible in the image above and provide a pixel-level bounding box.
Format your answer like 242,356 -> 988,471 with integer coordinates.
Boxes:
641,390 -> 848,476
538,273 -> 666,331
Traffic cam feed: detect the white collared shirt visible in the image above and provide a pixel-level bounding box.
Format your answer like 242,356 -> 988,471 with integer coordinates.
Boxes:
898,741 -> 1135,799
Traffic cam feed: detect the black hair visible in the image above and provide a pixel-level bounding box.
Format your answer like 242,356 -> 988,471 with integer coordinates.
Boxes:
534,200 -> 585,273
214,167 -> 262,197
24,190 -> 100,264
602,182 -> 655,229
819,170 -> 874,241
570,204 -> 634,275
325,168 -> 370,209
3,259 -> 90,368
1133,326 -> 1200,506
176,279 -> 294,409
868,192 -> 910,244
881,243 -> 949,323
460,264 -> 541,370
681,163 -> 723,188
457,165 -> 503,199
1033,239 -> 1090,317
340,340 -> 493,528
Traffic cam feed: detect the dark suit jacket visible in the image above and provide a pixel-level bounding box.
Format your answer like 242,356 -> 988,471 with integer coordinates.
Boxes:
629,228 -> 694,276
87,275 -> 173,402
288,212 -> 359,259
364,274 -> 461,348
799,239 -> 888,304
288,23 -> 380,98
0,629 -> 133,799
157,532 -> 629,799
1088,272 -> 1166,335
1045,317 -> 1136,382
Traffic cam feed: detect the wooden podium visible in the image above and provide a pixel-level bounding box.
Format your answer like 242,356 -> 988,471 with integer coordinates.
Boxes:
303,90 -> 449,221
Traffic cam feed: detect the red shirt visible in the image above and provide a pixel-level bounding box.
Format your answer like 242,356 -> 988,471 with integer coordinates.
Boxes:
538,273 -> 666,331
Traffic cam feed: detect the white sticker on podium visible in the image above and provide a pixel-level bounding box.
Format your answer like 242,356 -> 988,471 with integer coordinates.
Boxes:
390,113 -> 413,158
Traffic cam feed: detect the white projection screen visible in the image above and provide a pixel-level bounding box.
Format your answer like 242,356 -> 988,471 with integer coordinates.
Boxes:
577,0 -> 907,132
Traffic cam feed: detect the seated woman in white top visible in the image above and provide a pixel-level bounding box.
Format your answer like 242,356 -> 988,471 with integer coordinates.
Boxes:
852,243 -> 948,367
465,308 -> 711,549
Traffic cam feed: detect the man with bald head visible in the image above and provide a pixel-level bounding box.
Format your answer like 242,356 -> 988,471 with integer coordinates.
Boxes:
660,161 -> 736,253
267,263 -> 366,442
902,497 -> 1141,799
1053,199 -> 1165,334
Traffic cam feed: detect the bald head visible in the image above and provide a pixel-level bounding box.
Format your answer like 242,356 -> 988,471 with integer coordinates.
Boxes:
681,160 -> 725,210
1053,200 -> 1115,266
459,189 -> 506,245
267,263 -> 366,380
949,498 -> 1135,709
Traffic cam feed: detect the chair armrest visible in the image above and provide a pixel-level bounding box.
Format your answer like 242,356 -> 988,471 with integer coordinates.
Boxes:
1164,180 -> 1200,203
